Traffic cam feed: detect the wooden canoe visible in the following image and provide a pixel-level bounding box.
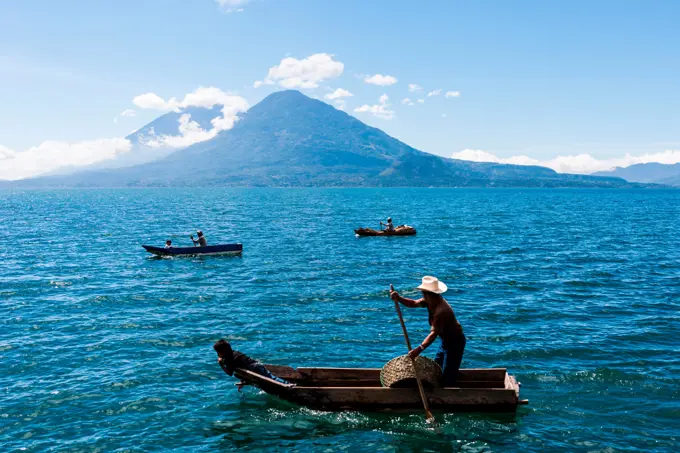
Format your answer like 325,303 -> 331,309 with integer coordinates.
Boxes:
354,226 -> 417,237
142,243 -> 242,257
233,365 -> 527,413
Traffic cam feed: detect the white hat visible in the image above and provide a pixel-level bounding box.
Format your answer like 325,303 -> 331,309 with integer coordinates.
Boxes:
416,276 -> 448,294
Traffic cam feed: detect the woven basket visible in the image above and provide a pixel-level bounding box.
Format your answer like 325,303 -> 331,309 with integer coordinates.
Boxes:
380,355 -> 443,388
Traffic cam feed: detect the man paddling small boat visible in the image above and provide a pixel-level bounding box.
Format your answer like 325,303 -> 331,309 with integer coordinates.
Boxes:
390,276 -> 466,386
354,224 -> 416,236
191,230 -> 207,247
380,217 -> 396,232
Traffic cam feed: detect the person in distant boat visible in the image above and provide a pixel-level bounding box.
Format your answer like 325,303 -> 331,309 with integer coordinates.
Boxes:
164,240 -> 172,249
390,276 -> 466,386
213,339 -> 293,386
191,230 -> 207,247
380,217 -> 396,232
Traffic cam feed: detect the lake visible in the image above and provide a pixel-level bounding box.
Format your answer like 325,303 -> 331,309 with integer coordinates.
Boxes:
1,188 -> 678,452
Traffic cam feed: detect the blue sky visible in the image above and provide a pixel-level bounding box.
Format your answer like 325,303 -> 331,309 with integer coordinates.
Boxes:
1,0 -> 679,178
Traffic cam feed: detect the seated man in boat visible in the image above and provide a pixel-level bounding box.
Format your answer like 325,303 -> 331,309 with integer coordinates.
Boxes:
390,276 -> 466,386
190,230 -> 207,247
213,339 -> 293,386
380,217 -> 396,232
164,240 -> 173,249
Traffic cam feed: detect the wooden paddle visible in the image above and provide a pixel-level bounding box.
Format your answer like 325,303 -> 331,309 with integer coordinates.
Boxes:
390,284 -> 436,423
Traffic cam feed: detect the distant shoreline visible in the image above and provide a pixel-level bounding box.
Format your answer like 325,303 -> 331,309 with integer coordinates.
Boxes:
0,185 -> 673,190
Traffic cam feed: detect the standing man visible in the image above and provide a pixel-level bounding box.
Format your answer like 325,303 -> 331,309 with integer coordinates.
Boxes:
390,276 -> 466,386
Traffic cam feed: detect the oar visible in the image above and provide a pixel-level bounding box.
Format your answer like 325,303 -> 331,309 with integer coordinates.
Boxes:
390,284 -> 436,423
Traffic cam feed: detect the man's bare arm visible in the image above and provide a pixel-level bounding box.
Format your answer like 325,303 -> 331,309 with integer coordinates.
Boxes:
408,327 -> 439,359
389,285 -> 424,308
397,294 -> 424,308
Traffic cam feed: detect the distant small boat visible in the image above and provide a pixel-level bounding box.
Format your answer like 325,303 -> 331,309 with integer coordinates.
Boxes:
354,226 -> 417,237
234,364 -> 527,413
142,243 -> 243,257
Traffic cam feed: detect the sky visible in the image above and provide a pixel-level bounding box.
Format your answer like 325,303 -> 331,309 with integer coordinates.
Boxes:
1,0 -> 679,179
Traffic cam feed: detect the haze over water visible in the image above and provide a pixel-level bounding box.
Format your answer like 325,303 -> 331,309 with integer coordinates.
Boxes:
1,188 -> 678,452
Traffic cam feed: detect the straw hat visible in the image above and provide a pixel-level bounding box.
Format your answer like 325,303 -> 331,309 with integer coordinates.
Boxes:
416,276 -> 447,294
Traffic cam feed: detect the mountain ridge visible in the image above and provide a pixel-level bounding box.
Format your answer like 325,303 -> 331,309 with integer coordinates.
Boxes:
2,90 -> 657,188
594,162 -> 680,186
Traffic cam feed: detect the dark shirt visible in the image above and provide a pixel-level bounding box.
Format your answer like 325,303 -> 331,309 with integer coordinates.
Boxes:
424,298 -> 464,345
233,350 -> 258,369
227,350 -> 290,385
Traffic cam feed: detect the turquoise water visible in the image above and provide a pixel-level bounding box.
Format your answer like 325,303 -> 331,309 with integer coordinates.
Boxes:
1,188 -> 678,452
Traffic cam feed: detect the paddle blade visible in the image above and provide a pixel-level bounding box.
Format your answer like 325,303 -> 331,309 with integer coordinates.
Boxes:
426,412 -> 441,432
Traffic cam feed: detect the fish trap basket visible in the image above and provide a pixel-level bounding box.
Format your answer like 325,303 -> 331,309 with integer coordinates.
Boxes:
380,355 -> 443,388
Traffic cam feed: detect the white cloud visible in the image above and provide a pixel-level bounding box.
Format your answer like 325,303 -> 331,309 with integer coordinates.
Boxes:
325,88 -> 353,100
257,53 -> 344,89
142,114 -> 218,149
354,93 -> 395,120
132,92 -> 170,110
132,87 -> 249,149
120,109 -> 137,117
0,138 -> 132,180
215,0 -> 249,13
402,98 -> 414,106
0,145 -> 16,160
451,148 -> 680,174
445,91 -> 461,98
408,84 -> 422,92
0,86 -> 249,180
417,99 -> 425,104
114,108 -> 137,124
133,87 -> 248,113
364,74 -> 398,86
427,89 -> 442,97
178,86 -> 241,109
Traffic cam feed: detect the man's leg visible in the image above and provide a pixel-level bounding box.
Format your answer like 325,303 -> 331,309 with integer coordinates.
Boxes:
434,341 -> 446,368
250,362 -> 291,385
442,336 -> 466,387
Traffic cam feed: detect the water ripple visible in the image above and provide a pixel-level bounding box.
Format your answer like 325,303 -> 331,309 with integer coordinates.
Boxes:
0,188 -> 679,452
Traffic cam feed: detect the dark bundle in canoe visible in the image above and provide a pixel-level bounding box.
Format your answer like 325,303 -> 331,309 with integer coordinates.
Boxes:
354,225 -> 417,236
233,364 -> 527,413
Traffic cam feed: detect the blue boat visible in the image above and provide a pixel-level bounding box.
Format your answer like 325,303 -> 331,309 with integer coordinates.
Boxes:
142,243 -> 243,257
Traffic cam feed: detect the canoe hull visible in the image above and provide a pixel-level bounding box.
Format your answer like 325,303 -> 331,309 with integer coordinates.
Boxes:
233,365 -> 525,413
142,243 -> 242,257
354,226 -> 417,237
